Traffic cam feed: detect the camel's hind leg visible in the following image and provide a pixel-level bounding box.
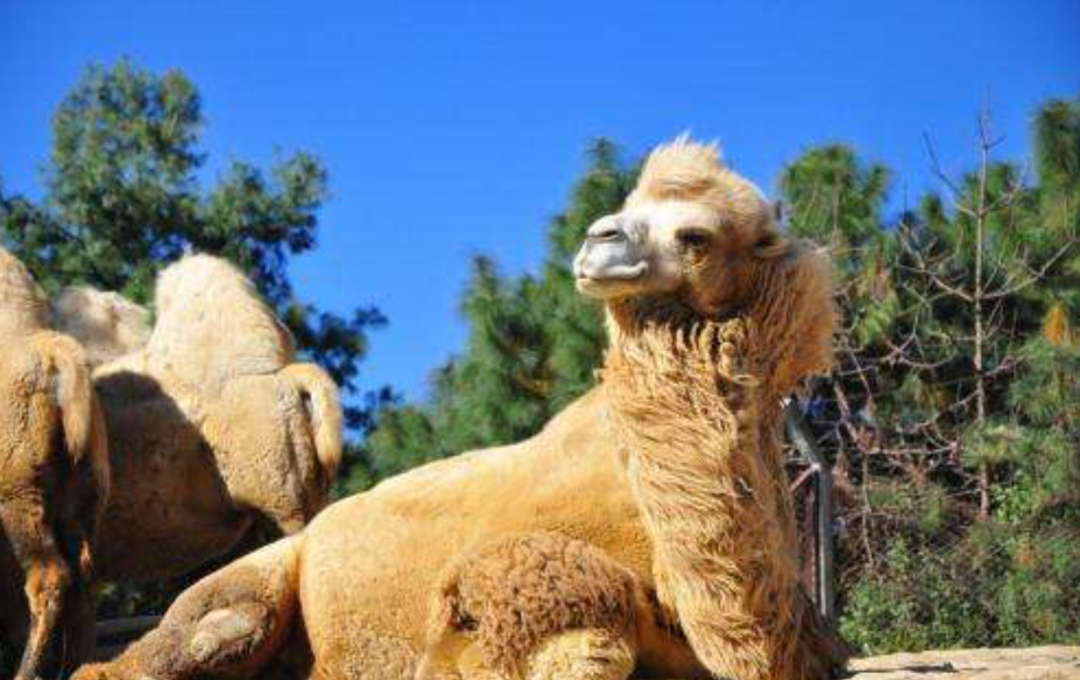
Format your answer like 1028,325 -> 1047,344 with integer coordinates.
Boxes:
0,496 -> 73,680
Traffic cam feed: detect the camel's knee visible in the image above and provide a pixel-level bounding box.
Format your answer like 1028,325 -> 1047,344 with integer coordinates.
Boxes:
187,602 -> 275,667
21,557 -> 72,655
418,629 -> 636,680
70,660 -> 133,680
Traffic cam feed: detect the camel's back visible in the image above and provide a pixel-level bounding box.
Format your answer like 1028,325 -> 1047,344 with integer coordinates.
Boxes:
297,388 -> 652,679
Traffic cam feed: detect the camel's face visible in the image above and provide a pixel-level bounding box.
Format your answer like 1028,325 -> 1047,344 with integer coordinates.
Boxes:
573,191 -> 776,315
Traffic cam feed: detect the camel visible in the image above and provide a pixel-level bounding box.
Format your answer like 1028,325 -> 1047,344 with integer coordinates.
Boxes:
0,246 -> 110,680
71,137 -> 849,680
53,256 -> 344,582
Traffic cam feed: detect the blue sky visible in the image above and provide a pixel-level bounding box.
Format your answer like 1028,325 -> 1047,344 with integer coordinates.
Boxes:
1,1 -> 1077,400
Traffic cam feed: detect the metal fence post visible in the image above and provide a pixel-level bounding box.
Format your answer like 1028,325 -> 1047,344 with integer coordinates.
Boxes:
784,399 -> 836,626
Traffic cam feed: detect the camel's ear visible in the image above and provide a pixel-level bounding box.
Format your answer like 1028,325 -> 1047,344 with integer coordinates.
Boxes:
772,199 -> 784,223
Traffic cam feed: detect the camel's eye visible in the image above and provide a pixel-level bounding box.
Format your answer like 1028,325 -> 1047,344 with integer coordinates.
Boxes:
676,229 -> 711,251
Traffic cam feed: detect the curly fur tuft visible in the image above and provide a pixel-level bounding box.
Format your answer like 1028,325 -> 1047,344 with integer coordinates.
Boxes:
425,532 -> 639,677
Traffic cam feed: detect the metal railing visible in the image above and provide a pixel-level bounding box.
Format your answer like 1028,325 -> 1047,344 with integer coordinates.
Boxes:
785,398 -> 837,625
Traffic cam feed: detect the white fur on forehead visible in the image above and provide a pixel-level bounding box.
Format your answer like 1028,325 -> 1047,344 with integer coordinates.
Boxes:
53,286 -> 151,368
0,245 -> 50,337
147,254 -> 295,393
631,135 -> 768,217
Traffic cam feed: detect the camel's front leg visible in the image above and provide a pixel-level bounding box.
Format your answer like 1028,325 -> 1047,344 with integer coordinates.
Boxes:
70,539 -> 300,680
0,496 -> 73,680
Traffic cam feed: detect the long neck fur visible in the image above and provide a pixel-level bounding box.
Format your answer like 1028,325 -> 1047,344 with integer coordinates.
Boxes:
601,245 -> 847,680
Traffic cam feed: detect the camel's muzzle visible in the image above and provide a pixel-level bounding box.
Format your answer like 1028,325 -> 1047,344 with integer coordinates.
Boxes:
573,216 -> 649,288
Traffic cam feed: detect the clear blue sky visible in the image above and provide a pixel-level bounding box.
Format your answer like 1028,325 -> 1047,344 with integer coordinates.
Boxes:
1,1 -> 1077,400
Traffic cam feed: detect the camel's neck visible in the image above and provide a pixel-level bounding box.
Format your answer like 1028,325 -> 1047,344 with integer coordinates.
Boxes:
601,297 -> 792,494
601,295 -> 799,558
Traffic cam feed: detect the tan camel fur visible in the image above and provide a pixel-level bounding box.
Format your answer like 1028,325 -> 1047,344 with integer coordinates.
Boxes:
0,246 -> 110,680
52,287 -> 151,368
71,138 -> 848,680
417,532 -> 642,680
69,255 -> 343,582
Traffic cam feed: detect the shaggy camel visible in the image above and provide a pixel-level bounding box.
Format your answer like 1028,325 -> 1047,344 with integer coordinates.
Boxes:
0,246 -> 110,680
72,137 -> 849,680
54,255 -> 344,581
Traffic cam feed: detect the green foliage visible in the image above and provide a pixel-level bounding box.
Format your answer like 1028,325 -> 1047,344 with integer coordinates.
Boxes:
840,541 -> 995,654
834,96 -> 1080,652
781,144 -> 890,255
1034,96 -> 1080,235
841,518 -> 1080,655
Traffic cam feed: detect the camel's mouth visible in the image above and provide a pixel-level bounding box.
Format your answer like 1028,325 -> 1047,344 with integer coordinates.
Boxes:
574,264 -> 649,299
575,261 -> 649,284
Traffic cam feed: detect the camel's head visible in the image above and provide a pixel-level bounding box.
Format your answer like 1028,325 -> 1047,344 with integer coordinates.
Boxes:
573,136 -> 787,318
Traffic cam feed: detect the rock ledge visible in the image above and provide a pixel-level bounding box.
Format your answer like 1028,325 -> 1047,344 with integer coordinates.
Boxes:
849,646 -> 1080,680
